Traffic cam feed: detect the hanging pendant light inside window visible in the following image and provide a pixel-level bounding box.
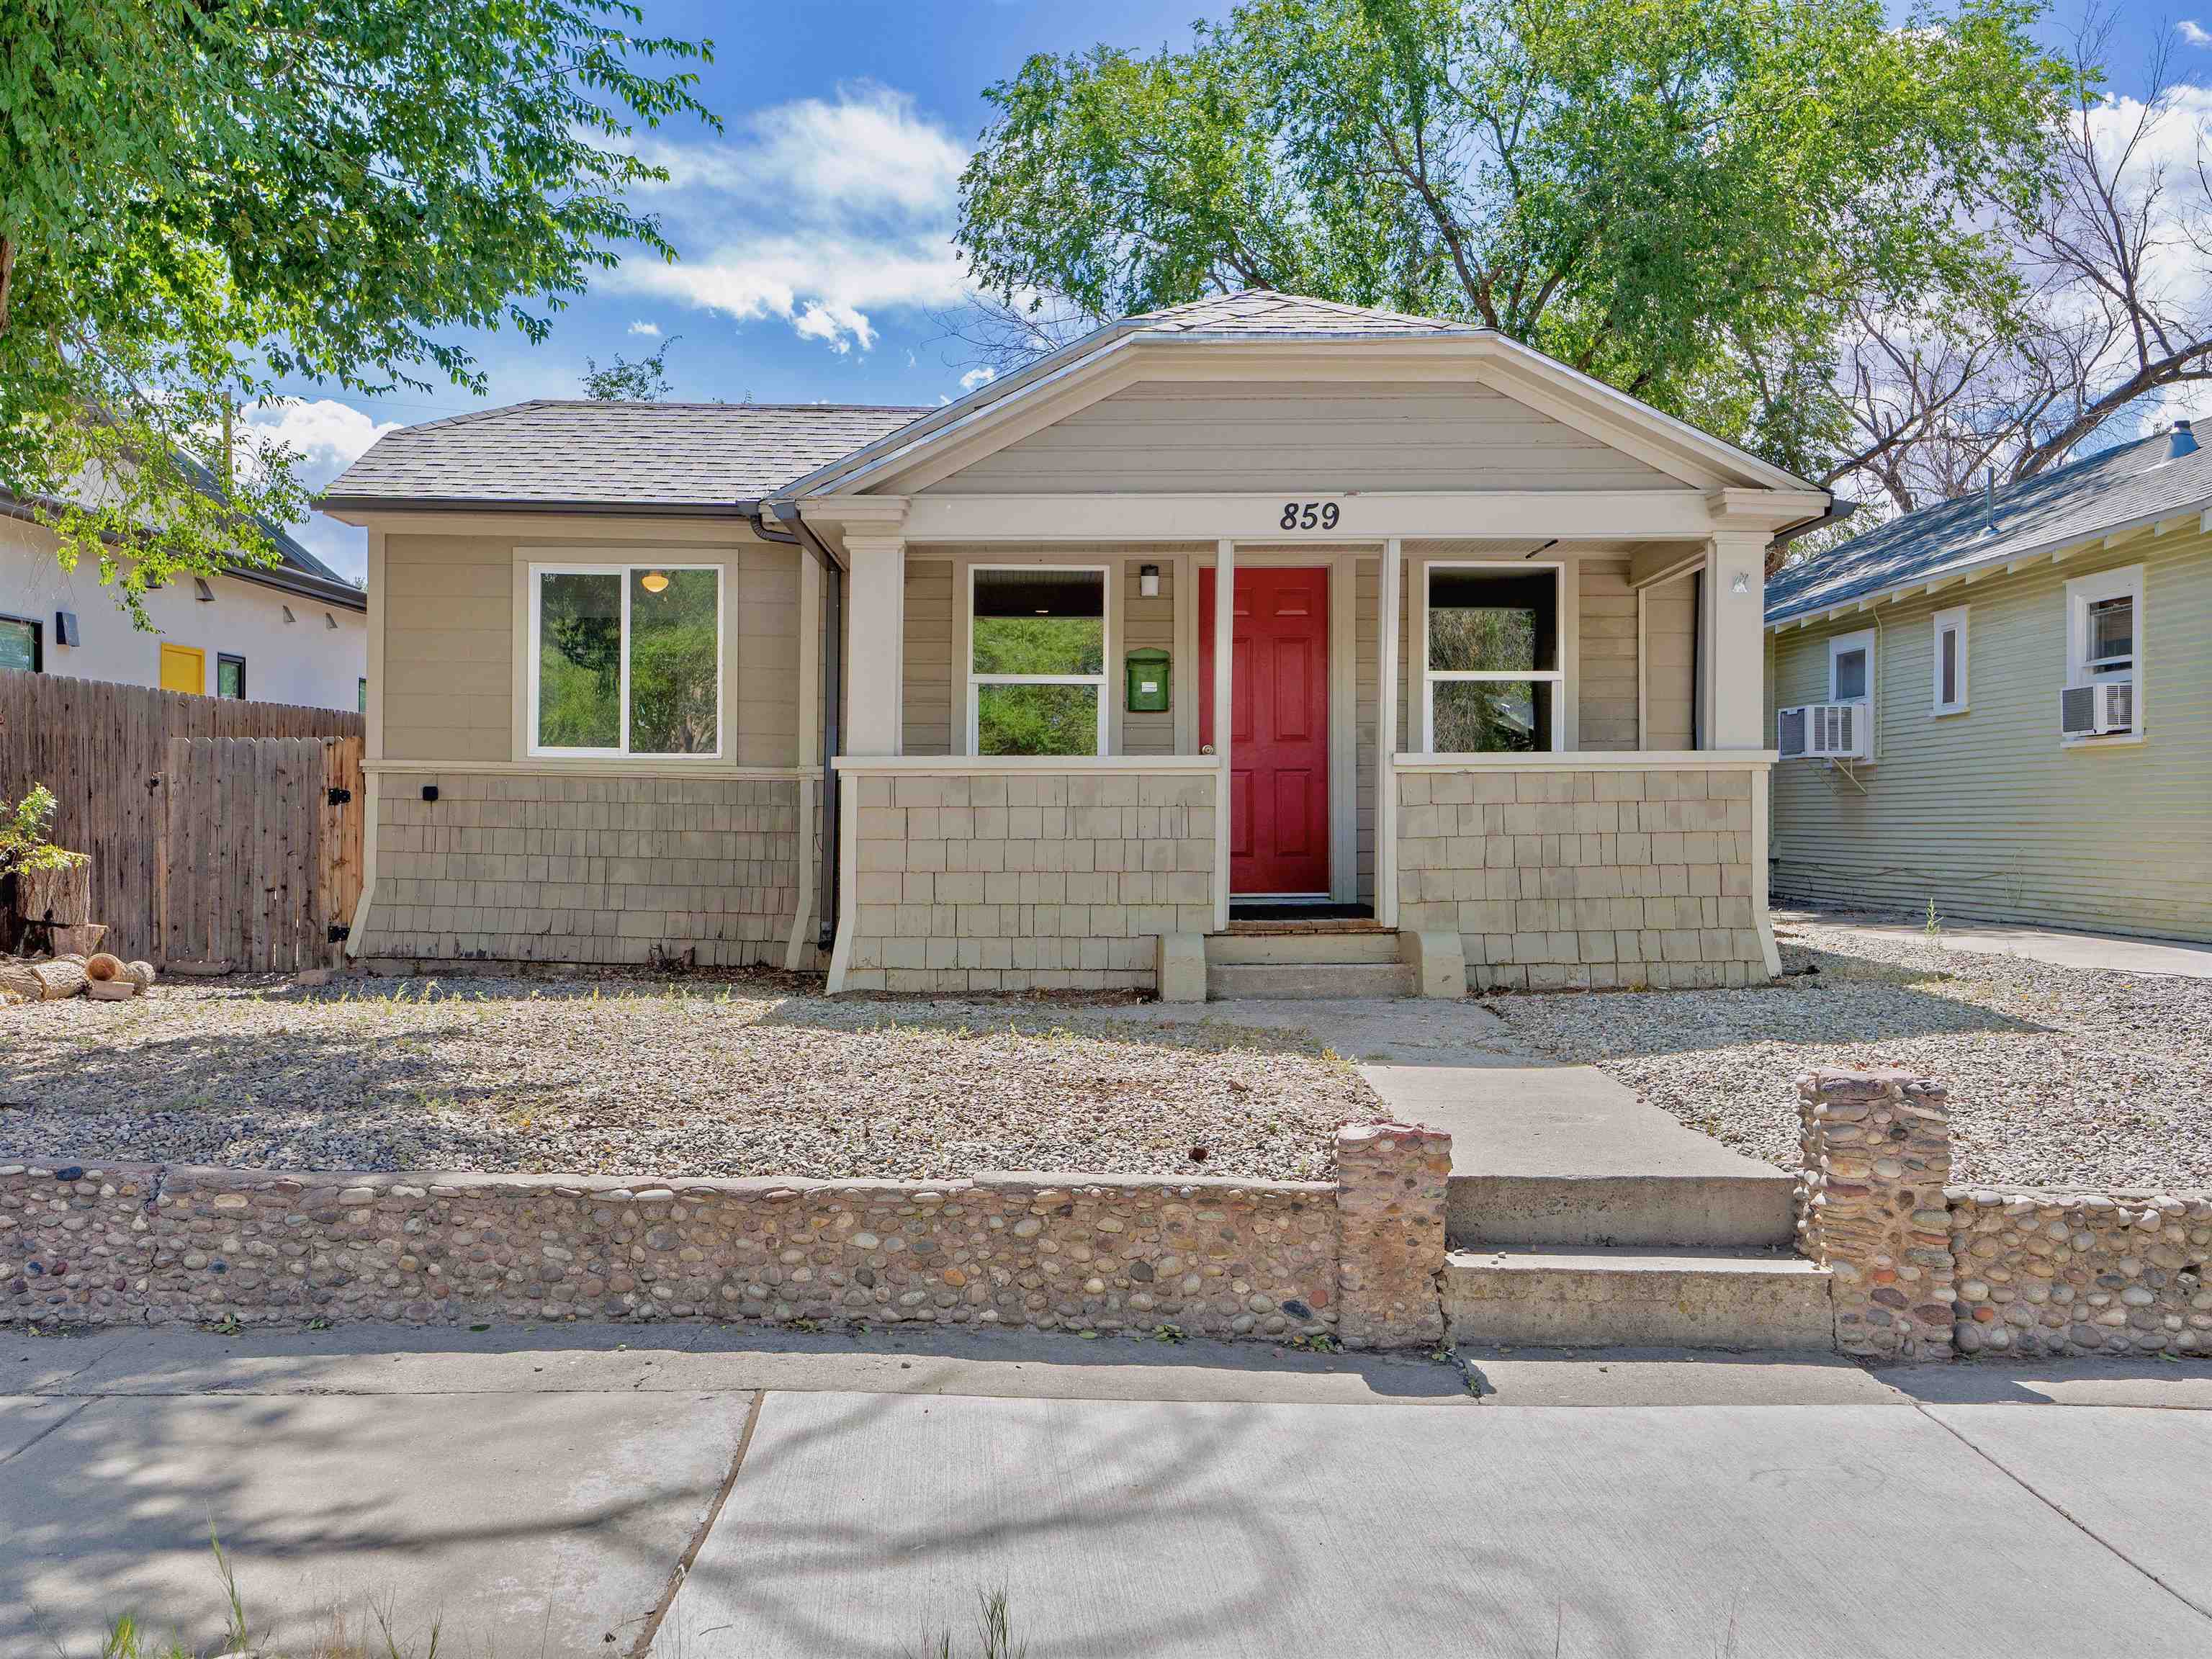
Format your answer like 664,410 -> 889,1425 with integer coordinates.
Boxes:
639,570 -> 670,594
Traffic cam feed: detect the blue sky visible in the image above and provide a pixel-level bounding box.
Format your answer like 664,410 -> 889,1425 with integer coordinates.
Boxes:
267,0 -> 2199,579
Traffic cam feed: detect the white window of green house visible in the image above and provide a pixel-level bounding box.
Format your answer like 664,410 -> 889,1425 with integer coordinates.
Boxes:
529,564 -> 722,757
1422,564 -> 1563,752
1828,628 -> 1874,703
2065,564 -> 2144,736
1931,606 -> 1967,716
966,565 -> 1110,756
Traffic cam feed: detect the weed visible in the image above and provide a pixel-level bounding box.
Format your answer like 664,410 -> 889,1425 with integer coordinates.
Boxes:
1287,1331 -> 1341,1354
205,1313 -> 242,1338
1151,1323 -> 1187,1344
912,1588 -> 1027,1659
305,1316 -> 332,1332
1923,896 -> 1943,940
783,1317 -> 822,1334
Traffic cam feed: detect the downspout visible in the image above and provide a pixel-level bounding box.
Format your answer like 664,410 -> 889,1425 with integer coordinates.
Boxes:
749,500 -> 845,952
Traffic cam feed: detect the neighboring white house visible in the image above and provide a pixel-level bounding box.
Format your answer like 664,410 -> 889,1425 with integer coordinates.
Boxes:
0,492 -> 367,712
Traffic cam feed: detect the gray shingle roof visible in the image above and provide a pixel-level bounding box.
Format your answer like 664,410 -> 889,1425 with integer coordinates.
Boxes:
323,400 -> 929,509
1766,432 -> 2212,626
1128,289 -> 1478,336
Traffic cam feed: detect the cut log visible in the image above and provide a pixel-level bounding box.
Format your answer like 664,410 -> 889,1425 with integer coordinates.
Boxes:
124,960 -> 157,989
50,922 -> 106,956
0,961 -> 42,1002
16,860 -> 91,925
30,960 -> 87,999
87,979 -> 137,1001
86,951 -> 126,982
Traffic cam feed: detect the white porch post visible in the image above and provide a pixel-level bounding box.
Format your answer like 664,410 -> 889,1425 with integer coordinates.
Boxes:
1699,531 -> 1768,750
1377,536 -> 1402,928
1212,537 -> 1235,932
843,534 -> 906,755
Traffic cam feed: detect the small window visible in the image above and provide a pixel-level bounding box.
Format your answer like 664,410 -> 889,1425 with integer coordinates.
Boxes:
1931,607 -> 1966,715
358,677 -> 368,715
216,653 -> 247,700
0,614 -> 41,673
1423,565 -> 1563,752
2064,565 -> 2145,739
967,565 -> 1109,756
1828,629 -> 1874,704
529,564 -> 722,757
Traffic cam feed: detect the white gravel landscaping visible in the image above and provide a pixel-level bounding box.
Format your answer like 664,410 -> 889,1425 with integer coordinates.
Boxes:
0,974 -> 1382,1182
1484,914 -> 2212,1191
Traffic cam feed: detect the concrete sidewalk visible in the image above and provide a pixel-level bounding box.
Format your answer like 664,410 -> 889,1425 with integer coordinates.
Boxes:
1802,909 -> 2212,979
5,1323 -> 2210,1658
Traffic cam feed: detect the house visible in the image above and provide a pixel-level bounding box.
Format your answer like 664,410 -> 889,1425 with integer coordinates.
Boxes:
1765,425 -> 2212,944
320,290 -> 1830,995
0,480 -> 368,712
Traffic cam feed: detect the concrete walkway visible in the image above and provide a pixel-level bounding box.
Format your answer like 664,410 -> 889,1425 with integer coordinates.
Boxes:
1803,910 -> 2212,979
5,1323 -> 2211,1657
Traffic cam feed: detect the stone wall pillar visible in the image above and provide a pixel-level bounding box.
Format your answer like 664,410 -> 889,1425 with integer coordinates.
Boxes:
1334,1122 -> 1451,1350
1797,1070 -> 1954,1360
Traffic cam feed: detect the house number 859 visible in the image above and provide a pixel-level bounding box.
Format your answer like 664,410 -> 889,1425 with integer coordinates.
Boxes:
1280,501 -> 1340,530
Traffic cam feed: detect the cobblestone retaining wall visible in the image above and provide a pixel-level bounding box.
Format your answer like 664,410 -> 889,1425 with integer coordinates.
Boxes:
1797,1070 -> 1956,1360
1395,766 -> 1766,989
1948,1188 -> 2212,1359
361,772 -> 804,968
841,768 -> 1215,993
1,1128 -> 1447,1348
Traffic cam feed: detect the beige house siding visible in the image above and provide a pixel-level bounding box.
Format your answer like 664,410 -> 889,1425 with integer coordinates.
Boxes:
1768,531 -> 2212,943
1645,571 -> 1698,750
842,768 -> 1216,992
902,558 -> 954,755
1578,557 -> 1639,747
922,382 -> 1686,495
379,526 -> 803,768
359,770 -> 803,967
1396,764 -> 1765,989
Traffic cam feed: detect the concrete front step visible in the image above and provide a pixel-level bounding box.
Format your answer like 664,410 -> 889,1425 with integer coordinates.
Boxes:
1205,961 -> 1416,1000
1447,1171 -> 1798,1251
1205,930 -> 1403,966
1442,1248 -> 1835,1351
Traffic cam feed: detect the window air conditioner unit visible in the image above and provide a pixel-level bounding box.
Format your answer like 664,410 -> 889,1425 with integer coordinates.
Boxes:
2060,678 -> 2133,737
1777,703 -> 1869,761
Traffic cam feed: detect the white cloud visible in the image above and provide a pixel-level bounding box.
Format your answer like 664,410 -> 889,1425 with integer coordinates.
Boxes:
611,83 -> 971,354
627,320 -> 662,337
959,366 -> 998,392
240,398 -> 400,493
2179,20 -> 2212,46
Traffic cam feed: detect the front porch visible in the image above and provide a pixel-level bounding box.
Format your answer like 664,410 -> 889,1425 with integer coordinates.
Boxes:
819,525 -> 1788,997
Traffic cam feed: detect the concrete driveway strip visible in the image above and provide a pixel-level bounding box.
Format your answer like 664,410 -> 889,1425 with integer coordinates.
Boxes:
0,1386 -> 751,1656
660,1392 -> 2212,1659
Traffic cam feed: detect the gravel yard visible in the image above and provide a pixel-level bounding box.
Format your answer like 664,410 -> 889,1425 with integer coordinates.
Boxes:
0,974 -> 1381,1182
1485,914 -> 2212,1191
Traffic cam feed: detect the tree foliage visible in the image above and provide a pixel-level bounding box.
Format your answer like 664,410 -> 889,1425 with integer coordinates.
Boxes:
0,0 -> 715,620
955,0 -> 2072,483
583,335 -> 681,400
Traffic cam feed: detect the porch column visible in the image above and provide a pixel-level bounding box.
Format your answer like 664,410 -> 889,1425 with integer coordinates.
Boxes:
1699,531 -> 1768,750
843,534 -> 905,756
1212,538 -> 1235,932
1376,537 -> 1402,927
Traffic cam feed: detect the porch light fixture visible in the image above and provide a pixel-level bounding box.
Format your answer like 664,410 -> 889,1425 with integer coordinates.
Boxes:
193,577 -> 215,602
1139,563 -> 1161,598
1732,571 -> 1752,595
639,570 -> 670,594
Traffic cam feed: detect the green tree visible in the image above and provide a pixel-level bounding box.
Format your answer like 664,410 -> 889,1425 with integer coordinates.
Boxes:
955,0 -> 2072,482
0,0 -> 716,621
583,334 -> 681,400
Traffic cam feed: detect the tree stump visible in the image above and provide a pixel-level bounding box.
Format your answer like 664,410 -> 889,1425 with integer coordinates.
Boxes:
17,860 -> 91,925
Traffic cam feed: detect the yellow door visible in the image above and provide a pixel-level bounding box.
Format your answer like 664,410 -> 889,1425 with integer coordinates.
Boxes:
158,643 -> 205,695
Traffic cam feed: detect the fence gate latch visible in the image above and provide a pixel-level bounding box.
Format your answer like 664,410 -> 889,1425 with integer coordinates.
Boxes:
326,786 -> 353,806
328,923 -> 351,943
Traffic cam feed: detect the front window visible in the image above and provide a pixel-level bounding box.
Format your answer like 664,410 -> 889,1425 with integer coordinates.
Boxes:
530,564 -> 721,757
1423,565 -> 1561,752
967,565 -> 1109,756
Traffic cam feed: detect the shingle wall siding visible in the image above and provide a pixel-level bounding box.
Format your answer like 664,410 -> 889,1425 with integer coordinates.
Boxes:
361,772 -> 803,967
842,770 -> 1216,993
1768,531 -> 2212,942
1396,765 -> 1766,989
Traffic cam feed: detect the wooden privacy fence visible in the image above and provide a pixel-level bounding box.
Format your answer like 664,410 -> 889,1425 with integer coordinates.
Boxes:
158,737 -> 364,973
0,668 -> 364,963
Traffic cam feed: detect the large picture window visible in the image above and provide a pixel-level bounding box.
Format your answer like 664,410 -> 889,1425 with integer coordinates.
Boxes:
1422,565 -> 1563,752
529,564 -> 721,757
966,565 -> 1110,756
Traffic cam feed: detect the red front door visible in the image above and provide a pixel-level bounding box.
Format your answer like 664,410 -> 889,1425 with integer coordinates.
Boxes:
1200,566 -> 1331,896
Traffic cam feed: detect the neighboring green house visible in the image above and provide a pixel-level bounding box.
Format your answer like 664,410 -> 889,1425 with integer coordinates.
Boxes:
1765,424 -> 2211,944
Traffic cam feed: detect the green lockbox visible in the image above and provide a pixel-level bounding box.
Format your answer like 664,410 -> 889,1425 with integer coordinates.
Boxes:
1125,647 -> 1171,713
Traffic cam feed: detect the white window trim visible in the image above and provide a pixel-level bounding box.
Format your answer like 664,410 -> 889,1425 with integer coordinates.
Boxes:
1419,560 -> 1567,755
1827,627 -> 1875,706
963,562 -> 1112,757
526,562 -> 725,760
2064,564 -> 2146,746
1930,606 -> 1968,716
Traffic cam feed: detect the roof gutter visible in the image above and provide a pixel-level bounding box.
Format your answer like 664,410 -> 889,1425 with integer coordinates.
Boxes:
1768,494 -> 1858,556
751,500 -> 845,954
